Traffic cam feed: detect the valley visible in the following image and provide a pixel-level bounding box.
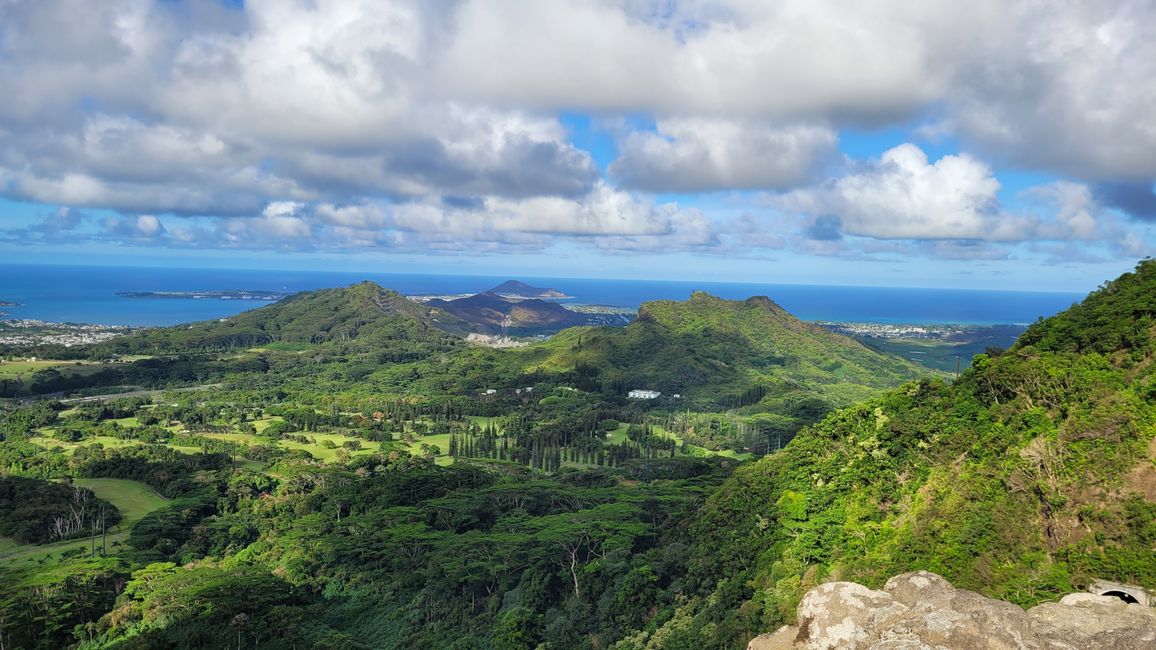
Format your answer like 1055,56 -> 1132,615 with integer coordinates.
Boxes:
0,262 -> 1153,649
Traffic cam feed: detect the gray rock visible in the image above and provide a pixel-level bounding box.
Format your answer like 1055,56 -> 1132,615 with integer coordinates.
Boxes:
794,582 -> 908,650
747,625 -> 799,650
753,572 -> 1156,650
1028,592 -> 1156,650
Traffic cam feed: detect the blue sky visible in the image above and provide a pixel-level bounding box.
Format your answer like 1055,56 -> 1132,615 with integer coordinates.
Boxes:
1,1 -> 1154,293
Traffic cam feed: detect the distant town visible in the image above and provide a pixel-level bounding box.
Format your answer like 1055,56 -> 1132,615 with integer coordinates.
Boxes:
817,321 -> 1024,341
0,320 -> 135,347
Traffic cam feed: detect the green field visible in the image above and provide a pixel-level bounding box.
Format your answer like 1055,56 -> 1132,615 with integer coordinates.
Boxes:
281,432 -> 379,461
252,416 -> 284,433
0,359 -> 107,385
29,434 -> 146,454
0,478 -> 168,565
72,479 -> 169,526
603,423 -> 752,461
465,415 -> 503,432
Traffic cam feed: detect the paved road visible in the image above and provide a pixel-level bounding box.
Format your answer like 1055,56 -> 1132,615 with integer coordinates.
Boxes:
9,383 -> 222,404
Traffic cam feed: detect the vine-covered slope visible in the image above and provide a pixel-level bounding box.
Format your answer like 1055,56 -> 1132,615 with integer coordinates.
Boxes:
642,261 -> 1156,648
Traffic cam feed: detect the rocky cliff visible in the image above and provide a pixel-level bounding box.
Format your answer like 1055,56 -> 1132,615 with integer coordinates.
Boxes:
748,571 -> 1156,650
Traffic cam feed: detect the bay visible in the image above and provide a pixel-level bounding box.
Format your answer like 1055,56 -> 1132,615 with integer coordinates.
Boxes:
0,263 -> 1083,327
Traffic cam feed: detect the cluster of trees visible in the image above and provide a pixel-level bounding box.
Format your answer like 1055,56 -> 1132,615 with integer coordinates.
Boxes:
0,477 -> 121,544
3,261 -> 1154,648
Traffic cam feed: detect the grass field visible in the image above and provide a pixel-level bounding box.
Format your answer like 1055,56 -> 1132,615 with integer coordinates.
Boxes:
252,416 -> 284,433
281,432 -> 379,461
465,416 -> 504,432
28,434 -> 146,454
0,359 -> 108,386
72,479 -> 169,526
603,423 -> 753,461
0,478 -> 169,565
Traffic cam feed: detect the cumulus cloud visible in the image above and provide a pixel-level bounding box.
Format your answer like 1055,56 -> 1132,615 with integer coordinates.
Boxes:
104,214 -> 167,241
317,182 -> 713,247
776,144 -> 1139,253
781,144 -> 1028,241
944,1 -> 1156,180
0,0 -> 597,218
435,0 -> 947,122
0,0 -> 1153,261
79,185 -> 717,254
1094,182 -> 1156,221
610,120 -> 837,192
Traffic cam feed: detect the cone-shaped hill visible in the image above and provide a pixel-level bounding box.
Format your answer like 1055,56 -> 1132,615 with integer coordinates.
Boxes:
99,281 -> 469,354
427,292 -> 590,335
520,290 -> 930,409
672,260 -> 1156,647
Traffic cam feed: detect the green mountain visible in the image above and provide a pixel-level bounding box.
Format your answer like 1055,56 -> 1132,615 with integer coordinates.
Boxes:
100,282 -> 469,354
658,261 -> 1156,647
523,291 -> 929,408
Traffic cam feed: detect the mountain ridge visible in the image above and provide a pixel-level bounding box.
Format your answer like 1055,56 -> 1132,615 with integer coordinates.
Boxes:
661,259 -> 1156,647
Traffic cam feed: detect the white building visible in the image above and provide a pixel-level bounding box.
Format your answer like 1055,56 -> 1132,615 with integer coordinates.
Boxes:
628,389 -> 661,399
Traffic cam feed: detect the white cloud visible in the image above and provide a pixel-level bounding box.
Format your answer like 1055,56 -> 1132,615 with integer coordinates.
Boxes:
945,1 -> 1156,179
104,214 -> 167,240
611,119 -> 837,192
781,144 -> 1028,241
777,144 -> 1139,249
435,0 -> 947,122
0,0 -> 1153,261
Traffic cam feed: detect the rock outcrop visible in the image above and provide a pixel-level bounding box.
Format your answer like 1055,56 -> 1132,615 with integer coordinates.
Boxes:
747,571 -> 1156,650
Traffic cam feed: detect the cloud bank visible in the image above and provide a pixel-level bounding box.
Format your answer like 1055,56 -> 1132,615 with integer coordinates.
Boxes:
0,0 -> 1151,264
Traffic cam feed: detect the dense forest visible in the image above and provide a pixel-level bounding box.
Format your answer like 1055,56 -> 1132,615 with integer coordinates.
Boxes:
0,262 -> 1153,648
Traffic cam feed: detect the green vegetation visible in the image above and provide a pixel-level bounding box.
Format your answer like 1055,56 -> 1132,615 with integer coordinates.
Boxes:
71,479 -> 168,527
3,263 -> 1153,649
631,260 -> 1156,647
0,477 -> 122,545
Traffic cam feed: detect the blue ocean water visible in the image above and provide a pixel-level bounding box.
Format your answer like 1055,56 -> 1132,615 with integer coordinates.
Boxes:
0,263 -> 1083,327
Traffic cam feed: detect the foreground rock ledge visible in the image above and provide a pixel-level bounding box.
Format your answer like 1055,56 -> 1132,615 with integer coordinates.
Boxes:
748,571 -> 1156,650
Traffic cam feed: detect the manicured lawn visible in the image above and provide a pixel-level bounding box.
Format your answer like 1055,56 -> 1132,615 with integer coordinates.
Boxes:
465,416 -> 504,432
72,478 -> 169,527
0,359 -> 78,378
0,359 -> 108,386
281,433 -> 378,461
202,432 -> 261,443
252,416 -> 284,433
28,435 -> 145,454
0,478 -> 169,566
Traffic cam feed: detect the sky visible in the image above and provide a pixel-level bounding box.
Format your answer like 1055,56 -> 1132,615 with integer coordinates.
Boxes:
1,0 -> 1154,292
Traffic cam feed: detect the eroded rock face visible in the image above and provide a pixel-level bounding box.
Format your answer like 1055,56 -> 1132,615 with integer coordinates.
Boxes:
746,571 -> 1156,650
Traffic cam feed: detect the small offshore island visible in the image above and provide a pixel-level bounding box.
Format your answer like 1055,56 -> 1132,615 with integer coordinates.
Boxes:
116,290 -> 290,301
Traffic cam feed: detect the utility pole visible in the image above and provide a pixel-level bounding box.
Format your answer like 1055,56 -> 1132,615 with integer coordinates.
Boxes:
100,505 -> 108,555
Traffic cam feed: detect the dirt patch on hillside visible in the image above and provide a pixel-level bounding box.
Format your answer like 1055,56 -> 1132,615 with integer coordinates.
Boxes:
1123,436 -> 1156,501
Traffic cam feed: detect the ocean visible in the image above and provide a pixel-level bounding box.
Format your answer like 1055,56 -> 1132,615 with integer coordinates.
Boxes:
0,263 -> 1083,327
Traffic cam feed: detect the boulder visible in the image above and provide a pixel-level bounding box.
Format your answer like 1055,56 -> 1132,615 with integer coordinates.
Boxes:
749,571 -> 1156,650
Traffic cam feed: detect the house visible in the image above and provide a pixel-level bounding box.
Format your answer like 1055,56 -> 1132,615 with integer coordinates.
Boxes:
628,389 -> 661,399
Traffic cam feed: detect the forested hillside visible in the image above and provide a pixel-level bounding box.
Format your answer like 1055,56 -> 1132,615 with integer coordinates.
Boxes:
98,282 -> 471,354
521,291 -> 928,411
630,261 -> 1156,648
2,264 -> 1152,649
